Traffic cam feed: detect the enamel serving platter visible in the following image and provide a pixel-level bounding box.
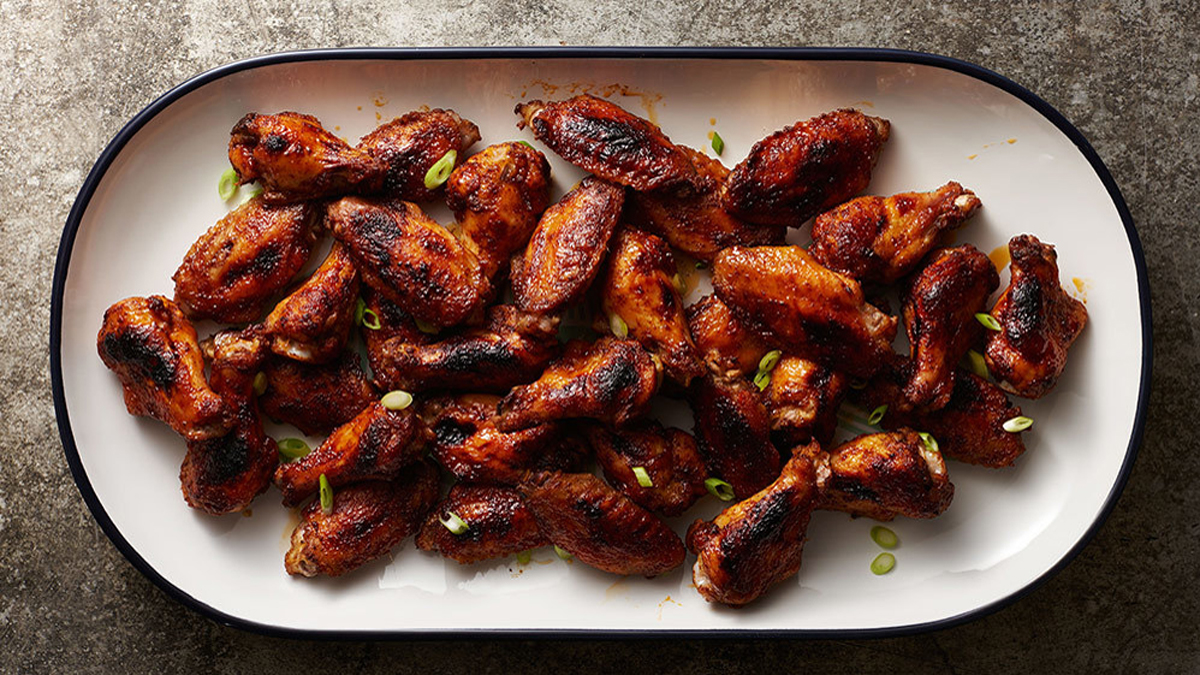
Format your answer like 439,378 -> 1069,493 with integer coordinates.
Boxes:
52,48 -> 1149,638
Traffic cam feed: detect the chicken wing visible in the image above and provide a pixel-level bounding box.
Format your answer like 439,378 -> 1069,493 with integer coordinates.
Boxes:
228,111 -> 384,203
985,235 -> 1088,399
258,351 -> 378,436
357,109 -> 481,202
262,242 -> 359,364
446,141 -> 553,280
686,445 -> 823,606
516,94 -> 698,191
285,460 -> 439,578
721,109 -> 890,227
510,176 -> 625,315
902,245 -> 999,409
496,337 -> 662,432
415,484 -> 549,565
689,374 -> 780,499
712,245 -> 898,377
359,285 -> 432,384
763,356 -> 846,447
98,296 -> 230,441
686,294 -> 773,379
809,182 -> 983,284
172,197 -> 319,324
585,421 -> 708,517
518,471 -> 685,577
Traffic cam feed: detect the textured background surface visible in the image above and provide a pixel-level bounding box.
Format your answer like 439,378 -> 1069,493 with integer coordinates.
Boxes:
4,1 -> 1197,672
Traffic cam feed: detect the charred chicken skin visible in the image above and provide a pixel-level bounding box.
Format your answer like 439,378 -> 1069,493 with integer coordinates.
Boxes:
359,285 -> 432,383
263,242 -> 360,364
763,356 -> 847,447
985,235 -> 1088,399
585,421 -> 708,517
357,109 -> 481,203
416,484 -> 549,564
686,294 -> 773,379
285,460 -> 440,578
689,374 -> 780,500
809,182 -> 983,285
172,196 -> 319,324
721,109 -> 890,227
258,352 -> 378,437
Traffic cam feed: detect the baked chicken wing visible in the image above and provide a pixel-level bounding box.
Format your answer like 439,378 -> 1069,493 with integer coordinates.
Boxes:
416,484 -> 549,564
259,351 -> 378,436
359,285 -> 432,383
357,109 -> 481,202
263,242 -> 359,364
686,294 -> 773,379
763,356 -> 847,447
690,374 -> 780,500
585,421 -> 708,517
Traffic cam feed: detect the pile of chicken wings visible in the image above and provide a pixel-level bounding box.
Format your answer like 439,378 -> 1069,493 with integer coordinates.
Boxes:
98,93 -> 1087,606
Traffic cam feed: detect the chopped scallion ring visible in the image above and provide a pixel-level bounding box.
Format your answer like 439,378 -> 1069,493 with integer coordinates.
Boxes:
711,131 -> 725,156
975,312 -> 1002,331
276,437 -> 311,460
353,297 -> 366,326
867,404 -> 888,426
758,350 -> 782,373
753,369 -> 771,391
870,525 -> 899,549
319,474 -> 333,515
554,545 -> 572,560
439,511 -> 469,535
871,552 -> 896,575
518,140 -> 534,149
632,466 -> 653,488
1002,416 -> 1034,433
424,149 -> 457,189
516,550 -> 532,565
218,168 -> 238,201
360,308 -> 381,330
967,349 -> 989,378
672,273 -> 685,294
918,432 -> 940,454
415,318 -> 439,334
849,378 -> 867,390
246,185 -> 263,200
252,371 -> 268,396
609,313 -> 629,339
695,261 -> 706,269
704,477 -> 735,502
381,390 -> 413,411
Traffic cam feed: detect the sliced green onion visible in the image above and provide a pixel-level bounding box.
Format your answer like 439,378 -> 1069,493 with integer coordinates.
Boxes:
518,140 -> 534,149
704,477 -> 735,502
218,167 -> 238,201
381,390 -> 413,411
758,350 -> 782,373
632,466 -> 653,488
424,149 -> 457,189
516,550 -> 532,565
695,261 -> 706,269
439,511 -> 469,535
252,371 -> 268,396
246,184 -> 263,200
711,131 -> 725,156
870,525 -> 899,549
753,369 -> 771,391
1002,416 -> 1034,433
871,552 -> 896,575
967,349 -> 989,378
975,312 -> 1002,331
361,308 -> 381,330
867,405 -> 888,426
672,273 -> 685,294
319,474 -> 333,515
414,318 -> 439,334
353,297 -> 366,326
918,432 -> 940,454
609,313 -> 628,339
849,378 -> 868,390
276,437 -> 311,460
554,545 -> 572,560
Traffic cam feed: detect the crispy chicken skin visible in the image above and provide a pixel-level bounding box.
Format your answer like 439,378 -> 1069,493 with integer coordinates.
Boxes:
985,235 -> 1088,399
686,294 -> 773,379
511,176 -> 625,315
809,182 -> 983,285
263,242 -> 359,364
686,444 -> 823,606
764,357 -> 847,447
357,109 -> 481,202
259,352 -> 378,436
98,296 -> 230,441
626,147 -> 786,263
274,401 -> 427,507
903,245 -> 999,409
599,228 -> 703,385
360,285 -> 431,383
285,461 -> 439,578
372,305 -> 560,394
446,141 -> 553,280
721,109 -> 890,227
518,471 -> 685,577
712,246 -> 898,378
172,197 -> 319,324
585,421 -> 708,517
416,484 -> 549,564
229,112 -> 384,203
516,94 -> 698,191
327,196 -> 488,328
690,374 -> 780,499
496,337 -> 662,432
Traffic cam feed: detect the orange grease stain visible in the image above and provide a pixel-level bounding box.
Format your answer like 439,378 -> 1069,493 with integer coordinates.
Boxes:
656,595 -> 682,620
709,117 -> 717,125
967,154 -> 978,160
604,577 -> 630,602
989,245 -> 1011,271
1072,277 -> 1092,303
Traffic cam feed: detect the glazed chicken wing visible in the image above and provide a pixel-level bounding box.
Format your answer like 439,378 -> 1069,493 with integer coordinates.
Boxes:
172,197 -> 319,324
510,176 -> 625,315
357,109 -> 481,202
259,351 -> 378,436
327,196 -> 488,328
416,485 -> 549,564
763,356 -> 847,447
496,337 -> 662,432
809,182 -> 983,284
229,111 -> 384,203
585,421 -> 708,517
446,141 -> 553,280
690,374 -> 780,500
518,471 -> 685,577
285,460 -> 439,578
721,109 -> 890,227
686,294 -> 773,379
985,235 -> 1088,399
263,242 -> 359,364
712,245 -> 898,378
686,445 -> 823,606
902,245 -> 999,409
359,285 -> 432,383
98,296 -> 230,441
516,94 -> 698,191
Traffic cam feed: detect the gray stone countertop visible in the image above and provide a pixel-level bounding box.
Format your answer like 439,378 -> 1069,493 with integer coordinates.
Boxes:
3,2 -> 1197,672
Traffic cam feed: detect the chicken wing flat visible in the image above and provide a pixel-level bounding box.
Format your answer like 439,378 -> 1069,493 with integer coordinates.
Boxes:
809,182 -> 983,285
510,176 -> 625,315
690,374 -> 780,500
228,111 -> 384,203
98,296 -> 230,441
416,484 -> 549,564
686,294 -> 773,379
686,445 -> 823,606
259,351 -> 378,436
327,196 -> 488,328
516,94 -> 697,192
172,197 -> 319,324
274,401 -> 427,507
518,471 -> 685,577
600,228 -> 703,386
446,141 -> 552,280
496,337 -> 661,432
585,421 -> 708,517
985,235 -> 1088,399
712,245 -> 898,378
360,285 -> 432,383
263,242 -> 359,364
285,460 -> 439,578
903,245 -> 999,409
357,109 -> 481,202
764,356 -> 847,447
626,146 -> 786,263
721,109 -> 890,227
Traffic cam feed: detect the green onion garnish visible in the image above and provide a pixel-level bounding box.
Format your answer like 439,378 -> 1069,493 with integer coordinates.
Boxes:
967,349 -> 989,378
711,131 -> 725,156
554,545 -> 572,560
632,466 -> 653,488
867,405 -> 888,426
758,350 -> 782,373
518,140 -> 534,149
695,261 -> 706,269
246,185 -> 263,200
218,167 -> 238,201
516,550 -> 532,565
704,477 -> 735,501
610,313 -> 628,339
276,438 -> 311,460
1002,416 -> 1033,433
871,552 -> 896,575
849,378 -> 867,390
439,511 -> 469,535
381,390 -> 413,411
672,273 -> 685,294
753,369 -> 771,391
319,474 -> 333,515
361,308 -> 381,330
870,525 -> 899,549
424,149 -> 457,189
353,297 -> 366,326
918,432 -> 940,454
975,313 -> 1002,331
252,371 -> 268,396
415,318 -> 439,334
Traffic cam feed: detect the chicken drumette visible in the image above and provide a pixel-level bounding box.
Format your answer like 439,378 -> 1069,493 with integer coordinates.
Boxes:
585,421 -> 709,517
357,109 -> 482,202
263,242 -> 359,364
416,485 -> 549,564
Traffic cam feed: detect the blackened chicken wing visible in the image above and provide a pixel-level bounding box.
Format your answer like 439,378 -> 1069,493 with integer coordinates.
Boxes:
263,242 -> 359,364
686,294 -> 773,379
585,421 -> 708,517
357,109 -> 481,202
259,352 -> 378,436
763,356 -> 846,447
416,485 -> 549,564
690,374 -> 780,500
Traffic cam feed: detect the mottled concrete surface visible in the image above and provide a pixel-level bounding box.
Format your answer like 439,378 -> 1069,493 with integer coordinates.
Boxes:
2,1 -> 1197,672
